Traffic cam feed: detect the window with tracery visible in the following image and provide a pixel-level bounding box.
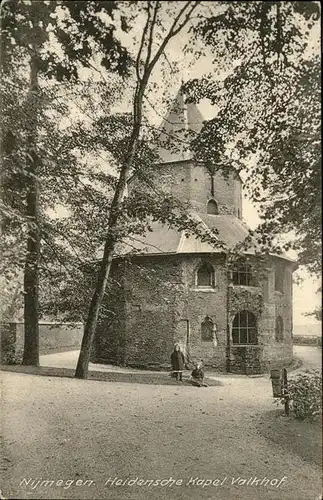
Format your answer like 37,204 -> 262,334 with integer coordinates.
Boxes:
232,310 -> 258,344
232,262 -> 253,286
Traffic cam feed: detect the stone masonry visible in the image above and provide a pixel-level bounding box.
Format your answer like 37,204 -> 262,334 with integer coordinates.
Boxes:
92,86 -> 296,374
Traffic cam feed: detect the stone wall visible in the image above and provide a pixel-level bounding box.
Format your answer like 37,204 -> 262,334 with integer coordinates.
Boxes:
261,259 -> 294,369
128,161 -> 243,219
0,322 -> 83,364
92,256 -> 182,368
123,256 -> 182,369
225,256 -> 294,374
293,335 -> 322,346
94,253 -> 229,371
181,254 -> 228,371
227,283 -> 265,373
229,345 -> 263,374
91,261 -> 127,365
92,253 -> 295,375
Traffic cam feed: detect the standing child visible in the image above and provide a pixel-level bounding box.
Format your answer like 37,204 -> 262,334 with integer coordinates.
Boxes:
171,344 -> 185,382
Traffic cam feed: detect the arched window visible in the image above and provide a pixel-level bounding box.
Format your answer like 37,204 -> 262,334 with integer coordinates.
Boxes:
275,316 -> 284,342
207,199 -> 219,215
232,260 -> 253,286
196,262 -> 215,287
201,316 -> 214,341
232,310 -> 257,345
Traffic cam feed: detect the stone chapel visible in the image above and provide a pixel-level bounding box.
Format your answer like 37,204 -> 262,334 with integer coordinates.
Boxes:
91,86 -> 297,374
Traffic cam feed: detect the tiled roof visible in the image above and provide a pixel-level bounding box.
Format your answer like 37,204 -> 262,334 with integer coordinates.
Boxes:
93,83 -> 296,267
114,215 -> 250,257
107,214 -> 296,265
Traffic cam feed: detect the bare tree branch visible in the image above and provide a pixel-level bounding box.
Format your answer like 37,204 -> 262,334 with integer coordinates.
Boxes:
136,1 -> 152,81
143,1 -> 160,74
145,2 -> 201,79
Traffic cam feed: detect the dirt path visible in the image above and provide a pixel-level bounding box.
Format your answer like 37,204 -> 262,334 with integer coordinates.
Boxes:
292,345 -> 322,372
1,360 -> 321,500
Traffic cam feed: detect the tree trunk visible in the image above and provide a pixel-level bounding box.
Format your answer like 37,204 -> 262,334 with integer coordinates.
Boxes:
75,120 -> 141,379
22,52 -> 40,366
75,1 -> 199,379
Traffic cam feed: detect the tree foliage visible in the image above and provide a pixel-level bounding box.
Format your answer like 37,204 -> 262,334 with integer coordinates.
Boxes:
1,0 -> 132,78
1,0 -> 131,364
1,72 -> 121,318
75,0 -> 204,378
277,370 -> 322,421
184,1 -> 321,275
2,1 -> 321,372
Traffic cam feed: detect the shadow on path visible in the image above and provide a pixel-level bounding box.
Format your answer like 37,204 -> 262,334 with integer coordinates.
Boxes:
0,364 -> 222,386
255,409 -> 322,467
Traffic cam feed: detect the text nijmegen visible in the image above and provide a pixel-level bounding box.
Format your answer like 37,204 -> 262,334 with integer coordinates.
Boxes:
19,478 -> 94,490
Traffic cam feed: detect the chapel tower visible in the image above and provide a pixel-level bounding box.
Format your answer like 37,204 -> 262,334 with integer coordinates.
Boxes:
92,85 -> 296,375
128,86 -> 243,220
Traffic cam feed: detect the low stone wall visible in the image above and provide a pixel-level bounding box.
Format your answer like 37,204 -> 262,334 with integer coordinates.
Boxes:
293,335 -> 321,347
0,322 -> 83,364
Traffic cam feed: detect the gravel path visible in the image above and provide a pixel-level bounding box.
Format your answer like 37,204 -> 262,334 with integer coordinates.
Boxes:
1,347 -> 321,500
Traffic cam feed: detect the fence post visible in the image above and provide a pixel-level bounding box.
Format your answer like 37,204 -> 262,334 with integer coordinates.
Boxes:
282,368 -> 290,416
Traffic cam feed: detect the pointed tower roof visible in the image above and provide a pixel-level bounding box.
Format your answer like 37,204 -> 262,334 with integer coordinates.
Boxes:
157,85 -> 205,163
